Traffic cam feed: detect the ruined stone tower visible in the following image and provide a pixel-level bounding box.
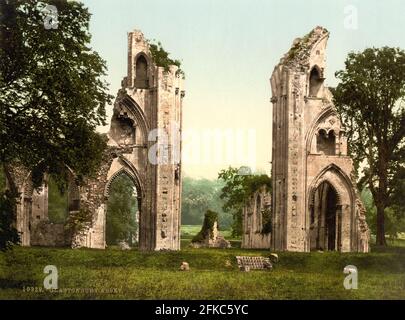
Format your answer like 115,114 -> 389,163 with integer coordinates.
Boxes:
11,29 -> 184,251
270,26 -> 369,252
77,29 -> 184,250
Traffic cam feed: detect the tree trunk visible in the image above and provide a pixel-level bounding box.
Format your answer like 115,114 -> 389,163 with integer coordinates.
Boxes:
375,201 -> 387,246
375,149 -> 389,247
2,164 -> 18,195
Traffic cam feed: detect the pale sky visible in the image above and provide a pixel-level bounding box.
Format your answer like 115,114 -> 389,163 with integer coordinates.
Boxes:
83,0 -> 405,179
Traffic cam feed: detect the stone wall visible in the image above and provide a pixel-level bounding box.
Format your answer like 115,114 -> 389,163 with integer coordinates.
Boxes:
6,165 -> 78,247
242,185 -> 271,249
8,29 -> 184,251
30,221 -> 69,247
270,26 -> 369,252
74,29 -> 184,251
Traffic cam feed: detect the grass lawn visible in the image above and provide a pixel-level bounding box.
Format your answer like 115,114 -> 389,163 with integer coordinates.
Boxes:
1,237 -> 405,300
181,225 -> 234,239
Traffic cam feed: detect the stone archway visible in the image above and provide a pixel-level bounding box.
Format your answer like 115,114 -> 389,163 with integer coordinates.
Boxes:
309,181 -> 341,251
104,169 -> 141,248
8,29 -> 183,252
82,158 -> 147,250
307,166 -> 354,252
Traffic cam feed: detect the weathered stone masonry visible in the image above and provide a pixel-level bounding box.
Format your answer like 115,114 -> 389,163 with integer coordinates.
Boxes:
8,26 -> 369,253
75,29 -> 184,251
9,29 -> 184,251
5,164 -> 79,247
242,185 -> 272,249
270,26 -> 369,252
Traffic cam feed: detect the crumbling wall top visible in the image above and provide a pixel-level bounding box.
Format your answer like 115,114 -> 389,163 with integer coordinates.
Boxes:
276,26 -> 329,72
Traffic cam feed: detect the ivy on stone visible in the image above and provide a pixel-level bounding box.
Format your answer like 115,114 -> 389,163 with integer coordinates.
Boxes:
191,210 -> 218,243
261,208 -> 272,235
64,207 -> 93,245
218,166 -> 272,236
0,190 -> 20,250
147,39 -> 185,79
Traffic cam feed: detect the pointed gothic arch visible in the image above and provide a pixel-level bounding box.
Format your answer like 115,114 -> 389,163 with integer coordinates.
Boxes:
104,167 -> 141,247
14,165 -> 80,247
114,93 -> 150,146
104,166 -> 142,199
308,65 -> 324,97
134,53 -> 149,88
307,164 -> 356,252
255,193 -> 262,231
305,106 -> 342,154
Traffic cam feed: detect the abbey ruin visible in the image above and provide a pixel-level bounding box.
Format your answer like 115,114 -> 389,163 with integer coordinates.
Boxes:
270,26 -> 369,252
8,29 -> 184,251
6,27 -> 369,253
242,185 -> 272,249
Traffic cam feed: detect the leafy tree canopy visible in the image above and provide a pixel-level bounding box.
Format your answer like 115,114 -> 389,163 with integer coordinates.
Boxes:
147,39 -> 185,78
361,187 -> 405,241
0,0 -> 113,190
181,176 -> 231,229
47,176 -> 68,224
218,166 -> 272,236
106,174 -> 138,246
0,189 -> 19,250
334,47 -> 405,245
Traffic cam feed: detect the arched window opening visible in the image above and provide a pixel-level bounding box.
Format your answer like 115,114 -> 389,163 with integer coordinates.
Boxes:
325,184 -> 337,251
135,55 -> 148,88
255,194 -> 262,231
310,181 -> 340,251
106,173 -> 139,248
110,115 -> 136,145
317,130 -> 336,155
68,180 -> 80,212
309,66 -> 323,97
256,194 -> 261,214
48,176 -> 69,224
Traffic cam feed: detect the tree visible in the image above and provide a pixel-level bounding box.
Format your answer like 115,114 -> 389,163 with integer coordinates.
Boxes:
0,0 -> 112,184
361,187 -> 405,242
106,175 -> 138,246
389,165 -> 405,239
181,177 -> 231,229
334,47 -> 405,245
0,0 -> 112,249
0,190 -> 19,251
390,160 -> 405,216
218,166 -> 272,236
0,169 -> 18,250
147,39 -> 185,78
47,176 -> 68,223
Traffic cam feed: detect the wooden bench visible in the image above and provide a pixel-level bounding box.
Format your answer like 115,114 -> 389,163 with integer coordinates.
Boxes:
236,256 -> 272,271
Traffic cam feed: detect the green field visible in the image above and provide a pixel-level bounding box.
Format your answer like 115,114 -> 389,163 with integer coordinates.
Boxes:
1,234 -> 405,300
181,225 -> 234,239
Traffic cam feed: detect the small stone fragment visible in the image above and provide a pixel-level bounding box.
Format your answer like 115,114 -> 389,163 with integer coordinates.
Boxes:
118,241 -> 131,250
270,253 -> 279,263
180,261 -> 190,271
